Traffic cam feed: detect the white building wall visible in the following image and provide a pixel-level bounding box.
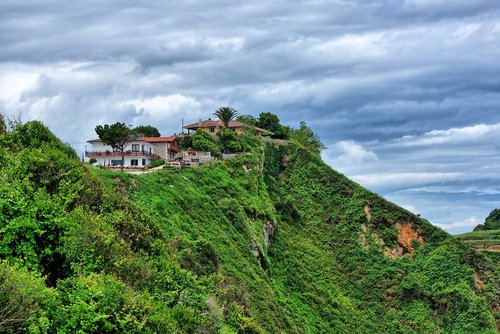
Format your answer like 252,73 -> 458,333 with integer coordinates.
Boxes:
93,156 -> 153,167
88,140 -> 159,167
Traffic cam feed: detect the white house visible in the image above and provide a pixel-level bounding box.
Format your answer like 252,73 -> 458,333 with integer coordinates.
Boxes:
86,138 -> 161,168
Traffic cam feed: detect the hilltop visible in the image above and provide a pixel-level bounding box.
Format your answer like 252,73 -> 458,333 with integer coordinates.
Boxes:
0,121 -> 498,333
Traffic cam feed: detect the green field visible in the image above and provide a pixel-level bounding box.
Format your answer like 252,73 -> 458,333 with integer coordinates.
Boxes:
456,229 -> 500,249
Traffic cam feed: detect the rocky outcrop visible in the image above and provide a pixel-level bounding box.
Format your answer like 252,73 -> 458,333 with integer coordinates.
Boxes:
263,220 -> 275,247
396,222 -> 424,253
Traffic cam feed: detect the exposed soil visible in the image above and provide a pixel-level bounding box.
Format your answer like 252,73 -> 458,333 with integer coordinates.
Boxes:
474,272 -> 485,290
384,246 -> 404,259
364,204 -> 372,223
396,222 -> 424,253
473,245 -> 500,251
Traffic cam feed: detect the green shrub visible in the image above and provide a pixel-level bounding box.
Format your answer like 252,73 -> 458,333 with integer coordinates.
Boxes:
0,261 -> 56,333
149,158 -> 165,168
179,239 -> 220,276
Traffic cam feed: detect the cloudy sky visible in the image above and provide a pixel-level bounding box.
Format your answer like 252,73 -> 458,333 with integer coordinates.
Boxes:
1,0 -> 500,233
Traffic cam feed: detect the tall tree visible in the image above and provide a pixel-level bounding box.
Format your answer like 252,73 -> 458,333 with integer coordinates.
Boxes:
95,122 -> 135,171
132,125 -> 161,137
290,121 -> 326,156
214,106 -> 238,128
236,114 -> 257,126
257,112 -> 290,139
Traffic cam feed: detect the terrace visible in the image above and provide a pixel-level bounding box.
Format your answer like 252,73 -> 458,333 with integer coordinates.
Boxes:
85,150 -> 159,160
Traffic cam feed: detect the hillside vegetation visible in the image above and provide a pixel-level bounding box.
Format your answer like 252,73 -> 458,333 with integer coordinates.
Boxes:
0,121 -> 498,333
457,229 -> 500,266
457,208 -> 500,271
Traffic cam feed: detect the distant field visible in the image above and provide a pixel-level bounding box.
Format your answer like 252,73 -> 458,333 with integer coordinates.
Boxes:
457,229 -> 500,240
456,230 -> 500,266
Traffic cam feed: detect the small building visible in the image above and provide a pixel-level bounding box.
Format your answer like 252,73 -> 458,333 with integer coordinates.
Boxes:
183,118 -> 267,135
85,138 -> 160,168
140,136 -> 179,161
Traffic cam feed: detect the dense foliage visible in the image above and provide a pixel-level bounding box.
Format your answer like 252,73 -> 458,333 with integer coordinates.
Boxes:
0,113 -> 5,133
475,209 -> 500,231
0,121 -> 497,333
236,115 -> 258,126
289,121 -> 326,155
132,125 -> 161,137
256,112 -> 291,139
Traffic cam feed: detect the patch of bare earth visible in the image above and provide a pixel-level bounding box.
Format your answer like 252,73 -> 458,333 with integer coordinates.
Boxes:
384,222 -> 424,259
360,222 -> 386,251
364,204 -> 372,223
397,223 -> 424,253
474,272 -> 485,290
360,223 -> 369,250
474,245 -> 500,252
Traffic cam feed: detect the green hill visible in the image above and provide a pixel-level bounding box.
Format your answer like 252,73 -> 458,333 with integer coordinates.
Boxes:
1,121 -> 498,333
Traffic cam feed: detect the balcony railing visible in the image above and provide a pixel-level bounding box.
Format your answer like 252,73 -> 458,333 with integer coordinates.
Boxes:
85,150 -> 159,160
169,145 -> 179,153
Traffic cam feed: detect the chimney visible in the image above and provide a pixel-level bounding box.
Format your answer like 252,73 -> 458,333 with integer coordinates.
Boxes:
198,118 -> 202,127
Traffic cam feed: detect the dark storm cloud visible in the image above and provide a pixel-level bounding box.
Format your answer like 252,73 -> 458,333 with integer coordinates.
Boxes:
1,0 -> 500,233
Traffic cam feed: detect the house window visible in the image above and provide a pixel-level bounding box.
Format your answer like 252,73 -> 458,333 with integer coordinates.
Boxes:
132,144 -> 140,152
111,160 -> 122,166
131,159 -> 138,166
209,127 -> 215,133
142,159 -> 146,166
141,144 -> 145,152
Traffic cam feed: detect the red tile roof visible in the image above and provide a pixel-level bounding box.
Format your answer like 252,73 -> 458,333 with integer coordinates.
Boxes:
183,119 -> 220,128
141,136 -> 177,143
183,119 -> 267,132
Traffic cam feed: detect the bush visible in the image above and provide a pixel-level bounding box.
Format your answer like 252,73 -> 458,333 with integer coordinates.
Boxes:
217,128 -> 242,153
149,158 -> 165,168
0,261 -> 56,333
54,273 -> 158,333
179,239 -> 220,276
192,129 -> 220,156
178,134 -> 193,149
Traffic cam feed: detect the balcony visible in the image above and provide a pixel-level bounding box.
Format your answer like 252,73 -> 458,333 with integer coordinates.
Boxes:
168,145 -> 179,153
85,150 -> 159,160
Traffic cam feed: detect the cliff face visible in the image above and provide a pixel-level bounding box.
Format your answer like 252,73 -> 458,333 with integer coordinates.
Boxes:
0,122 -> 498,333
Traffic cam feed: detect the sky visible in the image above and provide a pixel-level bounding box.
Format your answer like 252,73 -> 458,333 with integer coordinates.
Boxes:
1,0 -> 500,234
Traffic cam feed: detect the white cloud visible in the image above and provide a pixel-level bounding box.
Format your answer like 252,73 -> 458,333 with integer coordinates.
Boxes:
125,94 -> 207,136
334,140 -> 378,164
351,172 -> 463,188
435,216 -> 481,231
400,204 -> 419,214
0,64 -> 39,103
392,122 -> 500,147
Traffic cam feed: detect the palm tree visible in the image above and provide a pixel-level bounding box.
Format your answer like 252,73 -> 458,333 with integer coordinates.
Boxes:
214,106 -> 238,128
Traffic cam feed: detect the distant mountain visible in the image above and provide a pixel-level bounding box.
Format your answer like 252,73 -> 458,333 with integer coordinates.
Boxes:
1,121 -> 498,333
